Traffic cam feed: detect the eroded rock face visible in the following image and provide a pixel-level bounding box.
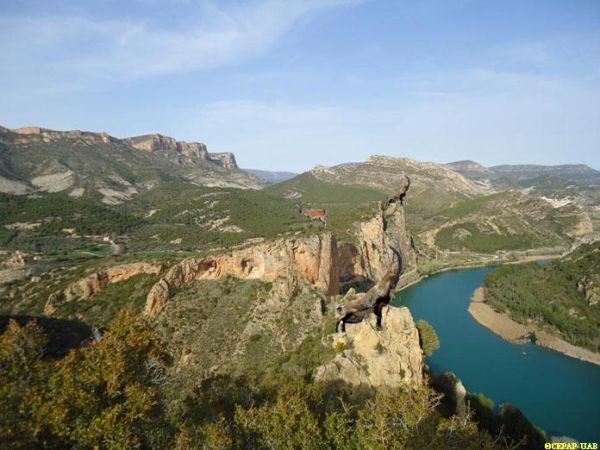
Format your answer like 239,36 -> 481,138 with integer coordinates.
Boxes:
432,372 -> 468,417
339,204 -> 418,290
578,273 -> 600,306
45,263 -> 165,315
208,152 -> 237,170
124,134 -> 237,170
145,205 -> 417,317
145,233 -> 339,317
0,251 -> 31,285
314,305 -> 424,388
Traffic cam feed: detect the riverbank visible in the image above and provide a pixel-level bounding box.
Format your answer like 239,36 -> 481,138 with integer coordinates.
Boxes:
399,253 -> 562,293
468,287 -> 600,366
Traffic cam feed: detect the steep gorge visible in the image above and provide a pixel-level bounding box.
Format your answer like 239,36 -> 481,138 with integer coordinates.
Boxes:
144,202 -> 417,317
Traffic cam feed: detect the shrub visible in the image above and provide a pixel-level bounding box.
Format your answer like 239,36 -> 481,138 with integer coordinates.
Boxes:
417,319 -> 440,356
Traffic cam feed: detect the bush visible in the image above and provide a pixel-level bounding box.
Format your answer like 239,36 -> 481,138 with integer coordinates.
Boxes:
417,319 -> 440,356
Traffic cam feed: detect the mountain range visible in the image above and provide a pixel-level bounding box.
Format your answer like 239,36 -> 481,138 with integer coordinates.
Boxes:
0,126 -> 261,204
0,124 -> 596,262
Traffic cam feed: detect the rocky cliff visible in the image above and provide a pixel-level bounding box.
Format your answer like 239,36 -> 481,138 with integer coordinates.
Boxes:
145,202 -> 416,317
315,305 -> 424,388
338,202 -> 418,290
45,262 -> 165,315
0,125 -> 259,200
145,233 -> 340,317
124,134 -> 238,170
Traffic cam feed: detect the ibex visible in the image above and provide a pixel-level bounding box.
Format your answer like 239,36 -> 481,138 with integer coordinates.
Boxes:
385,175 -> 410,207
296,203 -> 327,228
336,246 -> 403,332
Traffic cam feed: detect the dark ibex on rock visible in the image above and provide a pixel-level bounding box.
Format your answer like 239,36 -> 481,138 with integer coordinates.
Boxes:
385,175 -> 410,207
296,203 -> 327,228
336,246 -> 403,333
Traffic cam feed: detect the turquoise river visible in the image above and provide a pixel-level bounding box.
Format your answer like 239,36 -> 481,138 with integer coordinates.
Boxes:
393,266 -> 600,442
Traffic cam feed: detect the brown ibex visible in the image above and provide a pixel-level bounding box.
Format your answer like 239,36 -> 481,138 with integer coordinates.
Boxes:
336,246 -> 403,332
385,175 -> 410,207
296,203 -> 327,228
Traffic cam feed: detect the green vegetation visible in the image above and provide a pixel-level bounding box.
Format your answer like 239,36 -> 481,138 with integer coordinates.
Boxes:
1,312 -> 513,449
0,311 -> 171,449
0,192 -> 142,254
264,172 -> 385,203
57,273 -> 157,326
263,173 -> 385,241
417,319 -> 440,356
466,393 -> 548,449
436,223 -> 538,252
439,193 -> 509,219
484,242 -> 600,352
431,192 -> 576,253
154,277 -> 334,382
0,175 -> 385,258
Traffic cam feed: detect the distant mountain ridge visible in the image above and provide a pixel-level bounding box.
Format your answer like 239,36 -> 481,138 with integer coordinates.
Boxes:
446,159 -> 600,234
244,168 -> 297,184
0,125 -> 261,203
446,159 -> 600,191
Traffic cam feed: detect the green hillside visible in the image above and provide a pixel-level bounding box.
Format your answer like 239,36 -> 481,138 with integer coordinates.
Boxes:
430,192 -> 586,253
484,241 -> 600,352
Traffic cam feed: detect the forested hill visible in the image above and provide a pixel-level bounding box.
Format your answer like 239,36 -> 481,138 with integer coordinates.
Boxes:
484,241 -> 600,352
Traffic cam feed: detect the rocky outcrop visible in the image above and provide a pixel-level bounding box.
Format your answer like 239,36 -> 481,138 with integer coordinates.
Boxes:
432,372 -> 468,417
145,233 -> 339,317
45,263 -> 165,315
4,126 -> 239,172
145,204 -> 416,317
314,305 -> 424,388
578,273 -> 600,306
12,126 -> 114,146
124,133 -> 238,170
208,152 -> 237,170
0,251 -> 31,285
338,203 -> 418,290
311,155 -> 486,198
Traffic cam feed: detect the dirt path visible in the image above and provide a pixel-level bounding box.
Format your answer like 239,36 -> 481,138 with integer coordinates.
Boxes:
468,287 -> 600,366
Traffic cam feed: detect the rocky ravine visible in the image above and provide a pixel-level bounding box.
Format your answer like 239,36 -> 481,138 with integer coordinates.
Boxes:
37,203 -> 425,388
143,202 -> 424,388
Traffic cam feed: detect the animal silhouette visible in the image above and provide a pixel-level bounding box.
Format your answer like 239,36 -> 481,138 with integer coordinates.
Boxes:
385,175 -> 411,207
336,246 -> 403,332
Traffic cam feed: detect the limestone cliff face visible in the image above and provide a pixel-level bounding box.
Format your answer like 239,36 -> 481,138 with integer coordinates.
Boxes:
314,305 -> 424,388
208,152 -> 238,170
45,263 -> 165,315
145,204 -> 417,317
145,233 -> 339,317
338,203 -> 418,289
6,126 -> 239,172
124,133 -> 238,170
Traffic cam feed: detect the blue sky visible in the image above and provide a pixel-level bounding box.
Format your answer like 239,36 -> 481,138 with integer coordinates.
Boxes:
1,0 -> 599,171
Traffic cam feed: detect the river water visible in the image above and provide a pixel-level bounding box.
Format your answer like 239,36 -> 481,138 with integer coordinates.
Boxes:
393,267 -> 600,442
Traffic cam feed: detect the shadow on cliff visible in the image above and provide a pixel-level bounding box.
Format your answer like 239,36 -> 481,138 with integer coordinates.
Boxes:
431,370 -> 549,450
340,276 -> 375,295
0,315 -> 95,358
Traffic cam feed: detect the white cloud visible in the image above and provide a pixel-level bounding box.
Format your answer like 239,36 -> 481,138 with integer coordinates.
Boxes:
0,0 -> 363,87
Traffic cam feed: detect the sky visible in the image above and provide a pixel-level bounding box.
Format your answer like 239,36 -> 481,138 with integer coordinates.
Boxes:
1,0 -> 599,172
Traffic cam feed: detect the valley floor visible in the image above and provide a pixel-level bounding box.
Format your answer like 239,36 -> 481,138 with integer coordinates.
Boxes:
468,287 -> 600,366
